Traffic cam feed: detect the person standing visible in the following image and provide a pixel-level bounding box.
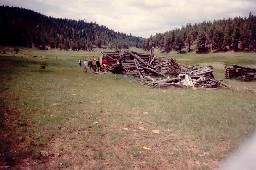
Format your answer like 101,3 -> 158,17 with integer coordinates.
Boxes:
79,59 -> 82,67
87,59 -> 93,72
96,59 -> 101,72
92,58 -> 97,72
83,59 -> 88,73
102,58 -> 108,72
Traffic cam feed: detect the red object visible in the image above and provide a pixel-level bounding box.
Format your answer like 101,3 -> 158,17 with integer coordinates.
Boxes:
102,58 -> 108,65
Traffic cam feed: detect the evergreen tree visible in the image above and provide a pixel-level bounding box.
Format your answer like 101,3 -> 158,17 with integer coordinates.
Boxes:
223,24 -> 233,51
163,34 -> 172,52
196,31 -> 207,53
212,29 -> 224,51
145,12 -> 256,53
186,34 -> 192,52
175,35 -> 185,53
232,27 -> 240,51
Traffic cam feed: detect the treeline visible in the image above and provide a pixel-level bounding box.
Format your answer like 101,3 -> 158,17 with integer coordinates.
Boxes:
0,6 -> 143,50
143,13 -> 256,53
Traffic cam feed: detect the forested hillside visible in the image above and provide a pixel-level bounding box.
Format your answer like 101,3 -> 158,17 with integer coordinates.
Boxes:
143,13 -> 256,53
0,6 -> 143,50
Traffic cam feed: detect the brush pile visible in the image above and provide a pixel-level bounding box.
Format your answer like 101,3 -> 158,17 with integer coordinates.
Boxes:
101,51 -> 225,88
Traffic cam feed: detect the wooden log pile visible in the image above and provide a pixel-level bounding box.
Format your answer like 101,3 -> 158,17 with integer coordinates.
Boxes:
225,65 -> 256,81
101,51 -> 225,88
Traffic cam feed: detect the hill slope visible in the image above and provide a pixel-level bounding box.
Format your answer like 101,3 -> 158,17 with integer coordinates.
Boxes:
0,6 -> 143,50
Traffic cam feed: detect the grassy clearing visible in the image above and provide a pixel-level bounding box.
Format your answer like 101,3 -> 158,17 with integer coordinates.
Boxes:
0,47 -> 256,169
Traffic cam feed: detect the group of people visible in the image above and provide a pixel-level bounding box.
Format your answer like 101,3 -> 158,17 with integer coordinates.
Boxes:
79,57 -> 108,73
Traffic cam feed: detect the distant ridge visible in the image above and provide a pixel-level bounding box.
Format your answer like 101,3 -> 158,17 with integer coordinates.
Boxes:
0,6 -> 144,50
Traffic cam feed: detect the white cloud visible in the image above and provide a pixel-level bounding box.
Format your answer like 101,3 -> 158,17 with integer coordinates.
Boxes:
1,0 -> 256,38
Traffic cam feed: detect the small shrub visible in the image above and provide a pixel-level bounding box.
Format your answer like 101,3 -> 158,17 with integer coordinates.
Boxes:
40,61 -> 48,69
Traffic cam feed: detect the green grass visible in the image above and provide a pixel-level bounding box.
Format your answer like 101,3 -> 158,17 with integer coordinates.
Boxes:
154,50 -> 256,65
0,47 -> 256,169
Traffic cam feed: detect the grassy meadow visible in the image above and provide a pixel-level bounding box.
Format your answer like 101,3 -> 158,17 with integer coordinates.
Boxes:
1,47 -> 256,169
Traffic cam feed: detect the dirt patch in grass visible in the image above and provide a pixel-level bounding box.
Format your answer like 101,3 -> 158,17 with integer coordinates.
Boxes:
0,107 -> 49,169
42,129 -> 223,169
0,56 -> 32,168
27,109 -> 228,169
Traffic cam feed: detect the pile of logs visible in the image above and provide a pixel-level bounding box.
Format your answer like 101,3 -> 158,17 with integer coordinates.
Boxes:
225,65 -> 256,81
143,65 -> 220,88
101,51 -> 225,88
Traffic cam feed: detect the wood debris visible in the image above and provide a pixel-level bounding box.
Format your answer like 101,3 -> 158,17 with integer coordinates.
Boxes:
225,65 -> 256,81
101,50 -> 226,88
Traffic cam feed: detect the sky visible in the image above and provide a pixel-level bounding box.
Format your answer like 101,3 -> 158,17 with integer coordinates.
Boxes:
1,0 -> 256,38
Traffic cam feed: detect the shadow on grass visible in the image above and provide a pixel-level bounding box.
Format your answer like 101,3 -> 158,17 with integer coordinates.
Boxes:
0,55 -> 41,68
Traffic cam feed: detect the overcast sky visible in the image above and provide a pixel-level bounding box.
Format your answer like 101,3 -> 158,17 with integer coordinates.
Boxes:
1,0 -> 256,38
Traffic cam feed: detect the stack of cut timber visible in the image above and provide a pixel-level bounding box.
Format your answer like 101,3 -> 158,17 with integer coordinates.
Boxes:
101,51 -> 225,88
225,65 -> 256,81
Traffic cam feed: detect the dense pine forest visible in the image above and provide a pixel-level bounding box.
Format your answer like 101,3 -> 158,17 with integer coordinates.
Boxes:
143,13 -> 256,53
1,6 -> 256,53
0,6 -> 143,50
